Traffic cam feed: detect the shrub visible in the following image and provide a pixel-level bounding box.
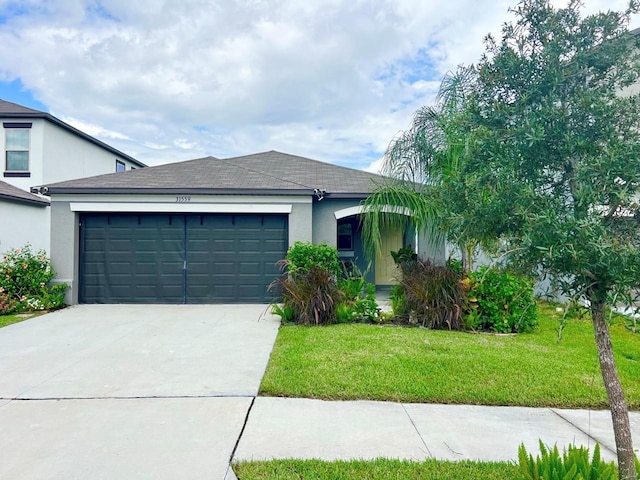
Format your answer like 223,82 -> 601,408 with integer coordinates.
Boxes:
395,257 -> 466,330
0,291 -> 18,314
517,441 -> 615,480
390,245 -> 417,265
273,266 -> 343,325
336,267 -> 380,323
467,267 -> 537,333
0,245 -> 67,313
270,303 -> 295,323
285,242 -> 341,278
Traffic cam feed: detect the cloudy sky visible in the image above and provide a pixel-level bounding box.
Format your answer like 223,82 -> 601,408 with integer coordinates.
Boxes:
0,0 -> 637,172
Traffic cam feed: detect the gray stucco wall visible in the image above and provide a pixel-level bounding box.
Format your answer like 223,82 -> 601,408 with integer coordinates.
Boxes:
311,198 -> 360,246
50,200 -> 79,304
0,201 -> 50,254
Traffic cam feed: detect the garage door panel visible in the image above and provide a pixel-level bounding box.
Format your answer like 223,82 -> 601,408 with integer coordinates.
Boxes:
81,213 -> 287,304
238,262 -> 260,274
80,214 -> 185,304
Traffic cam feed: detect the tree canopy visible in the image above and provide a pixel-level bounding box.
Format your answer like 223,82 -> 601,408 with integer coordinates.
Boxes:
363,1 -> 640,477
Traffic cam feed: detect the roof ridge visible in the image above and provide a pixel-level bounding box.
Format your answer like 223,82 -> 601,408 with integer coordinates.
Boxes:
215,155 -> 315,190
226,150 -> 384,178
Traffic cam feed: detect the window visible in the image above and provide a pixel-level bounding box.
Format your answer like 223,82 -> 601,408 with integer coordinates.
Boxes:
337,221 -> 353,250
116,160 -> 126,172
4,122 -> 31,175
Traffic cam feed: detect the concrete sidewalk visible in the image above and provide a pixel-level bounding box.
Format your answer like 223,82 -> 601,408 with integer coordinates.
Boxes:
234,397 -> 640,464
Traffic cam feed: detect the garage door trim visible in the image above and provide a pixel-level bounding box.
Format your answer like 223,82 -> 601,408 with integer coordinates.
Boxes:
71,202 -> 292,213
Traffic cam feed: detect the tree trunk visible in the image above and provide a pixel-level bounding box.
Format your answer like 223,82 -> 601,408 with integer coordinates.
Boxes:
589,293 -> 637,480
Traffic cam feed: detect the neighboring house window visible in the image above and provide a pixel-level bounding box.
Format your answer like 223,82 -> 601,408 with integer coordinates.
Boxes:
116,160 -> 126,172
4,122 -> 32,176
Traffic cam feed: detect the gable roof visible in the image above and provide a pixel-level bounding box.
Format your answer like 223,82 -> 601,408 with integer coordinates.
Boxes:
0,99 -> 146,168
44,151 -> 386,198
0,180 -> 49,206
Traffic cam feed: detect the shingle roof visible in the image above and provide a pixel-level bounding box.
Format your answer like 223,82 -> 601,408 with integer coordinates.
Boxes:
0,99 -> 146,168
0,181 -> 49,206
0,99 -> 43,115
45,151 -> 387,198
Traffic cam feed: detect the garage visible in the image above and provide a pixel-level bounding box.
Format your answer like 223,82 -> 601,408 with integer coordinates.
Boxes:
79,213 -> 288,304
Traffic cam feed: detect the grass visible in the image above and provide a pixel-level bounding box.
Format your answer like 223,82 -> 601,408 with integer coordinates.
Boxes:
233,458 -> 519,480
0,312 -> 41,328
260,302 -> 640,409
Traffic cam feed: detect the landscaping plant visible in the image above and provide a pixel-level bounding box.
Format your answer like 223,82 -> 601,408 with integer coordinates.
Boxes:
284,241 -> 341,278
272,242 -> 379,325
336,265 -> 379,323
517,441 -> 615,480
272,266 -> 343,326
0,244 -> 66,314
395,257 -> 466,330
466,267 -> 537,333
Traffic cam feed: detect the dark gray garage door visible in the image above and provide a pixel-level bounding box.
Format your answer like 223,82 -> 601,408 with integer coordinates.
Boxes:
80,213 -> 288,304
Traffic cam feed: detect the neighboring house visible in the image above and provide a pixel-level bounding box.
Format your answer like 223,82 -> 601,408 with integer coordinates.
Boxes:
0,99 -> 146,253
44,151 -> 445,305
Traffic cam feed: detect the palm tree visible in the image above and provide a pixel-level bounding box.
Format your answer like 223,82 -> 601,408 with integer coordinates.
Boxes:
362,66 -> 490,273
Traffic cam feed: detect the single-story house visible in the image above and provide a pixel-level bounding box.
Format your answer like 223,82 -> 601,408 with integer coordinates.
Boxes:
45,151 -> 444,304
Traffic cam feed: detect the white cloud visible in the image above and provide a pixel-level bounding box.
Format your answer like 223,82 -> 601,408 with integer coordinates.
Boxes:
0,0 -> 637,169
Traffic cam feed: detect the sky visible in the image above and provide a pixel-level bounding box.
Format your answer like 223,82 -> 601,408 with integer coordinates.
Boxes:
0,0 -> 637,172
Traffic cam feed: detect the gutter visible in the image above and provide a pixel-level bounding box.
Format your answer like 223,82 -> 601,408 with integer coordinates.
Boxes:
44,187 -> 371,199
0,193 -> 50,207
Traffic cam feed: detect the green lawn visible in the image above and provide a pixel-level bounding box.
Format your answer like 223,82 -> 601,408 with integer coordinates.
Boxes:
260,303 -> 640,408
0,313 -> 40,328
233,458 -> 519,480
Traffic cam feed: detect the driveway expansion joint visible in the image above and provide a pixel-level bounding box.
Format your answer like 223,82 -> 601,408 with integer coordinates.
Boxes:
230,396 -> 256,461
549,408 -> 617,456
401,403 -> 433,458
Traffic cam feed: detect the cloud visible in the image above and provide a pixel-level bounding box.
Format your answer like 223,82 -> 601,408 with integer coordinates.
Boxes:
0,0 -> 637,169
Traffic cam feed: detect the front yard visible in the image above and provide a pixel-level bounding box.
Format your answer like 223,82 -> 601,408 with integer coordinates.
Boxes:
234,458 -> 518,480
239,302 -> 639,478
260,302 -> 640,409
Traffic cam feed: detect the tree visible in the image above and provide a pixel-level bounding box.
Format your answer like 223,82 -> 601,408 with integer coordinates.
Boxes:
365,0 -> 640,477
467,1 -> 640,477
362,67 -> 494,274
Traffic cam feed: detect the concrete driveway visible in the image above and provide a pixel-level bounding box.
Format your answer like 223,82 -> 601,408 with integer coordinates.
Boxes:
0,305 -> 280,480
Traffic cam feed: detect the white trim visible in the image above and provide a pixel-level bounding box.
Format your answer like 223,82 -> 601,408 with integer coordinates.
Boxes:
70,202 -> 293,214
333,205 -> 411,219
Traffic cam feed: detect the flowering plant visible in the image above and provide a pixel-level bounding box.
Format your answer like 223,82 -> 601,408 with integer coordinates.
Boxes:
0,244 -> 67,314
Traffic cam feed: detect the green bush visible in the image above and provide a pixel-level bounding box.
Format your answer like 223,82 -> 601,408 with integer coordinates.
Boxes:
517,441 -> 615,480
0,292 -> 18,314
466,267 -> 537,333
389,284 -> 409,318
390,245 -> 417,265
285,242 -> 341,278
395,257 -> 466,330
336,269 -> 379,323
0,245 -> 67,314
270,303 -> 295,323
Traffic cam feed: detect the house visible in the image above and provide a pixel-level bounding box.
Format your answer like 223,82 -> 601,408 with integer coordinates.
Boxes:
44,151 -> 444,304
0,99 -> 146,253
